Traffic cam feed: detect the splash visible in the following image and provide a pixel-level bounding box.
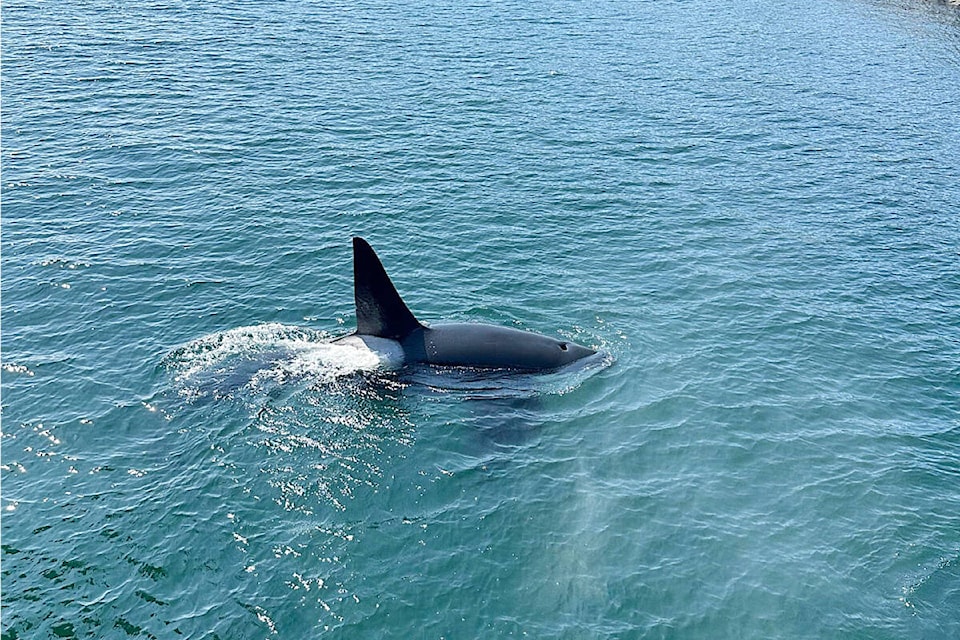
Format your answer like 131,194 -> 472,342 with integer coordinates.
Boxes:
164,323 -> 401,402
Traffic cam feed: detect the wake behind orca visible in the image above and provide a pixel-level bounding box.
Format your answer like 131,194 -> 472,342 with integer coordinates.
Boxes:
336,238 -> 597,372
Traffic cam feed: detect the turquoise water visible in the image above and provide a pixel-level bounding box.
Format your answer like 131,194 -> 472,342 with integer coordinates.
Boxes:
3,0 -> 960,637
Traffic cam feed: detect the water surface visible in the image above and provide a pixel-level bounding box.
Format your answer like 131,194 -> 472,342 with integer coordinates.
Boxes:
3,0 -> 959,638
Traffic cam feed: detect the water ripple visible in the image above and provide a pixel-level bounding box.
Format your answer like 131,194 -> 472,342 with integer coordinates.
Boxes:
4,0 -> 959,638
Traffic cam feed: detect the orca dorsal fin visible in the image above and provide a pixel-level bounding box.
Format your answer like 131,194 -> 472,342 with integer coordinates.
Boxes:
352,237 -> 422,340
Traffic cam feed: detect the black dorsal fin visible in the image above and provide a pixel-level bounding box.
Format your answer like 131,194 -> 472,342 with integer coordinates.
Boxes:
352,237 -> 422,339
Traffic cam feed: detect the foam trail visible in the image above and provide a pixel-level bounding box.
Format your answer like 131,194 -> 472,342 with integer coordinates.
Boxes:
164,324 -> 403,402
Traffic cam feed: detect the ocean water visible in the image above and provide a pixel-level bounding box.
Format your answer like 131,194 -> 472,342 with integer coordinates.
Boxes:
2,0 -> 959,637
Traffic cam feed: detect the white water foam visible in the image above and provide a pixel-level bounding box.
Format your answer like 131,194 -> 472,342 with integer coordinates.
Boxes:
164,324 -> 404,401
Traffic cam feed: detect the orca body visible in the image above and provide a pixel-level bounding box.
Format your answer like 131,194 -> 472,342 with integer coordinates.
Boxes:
337,238 -> 597,371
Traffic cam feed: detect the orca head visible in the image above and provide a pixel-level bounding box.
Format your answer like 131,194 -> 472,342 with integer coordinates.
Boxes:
553,337 -> 597,366
419,323 -> 597,371
496,329 -> 597,370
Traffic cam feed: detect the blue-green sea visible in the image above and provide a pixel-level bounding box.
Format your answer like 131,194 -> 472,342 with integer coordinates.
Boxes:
3,0 -> 959,637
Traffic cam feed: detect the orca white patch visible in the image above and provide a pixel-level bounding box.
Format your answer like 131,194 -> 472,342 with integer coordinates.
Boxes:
334,335 -> 406,371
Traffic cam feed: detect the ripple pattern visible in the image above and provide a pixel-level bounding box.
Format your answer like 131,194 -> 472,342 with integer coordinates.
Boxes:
3,0 -> 960,638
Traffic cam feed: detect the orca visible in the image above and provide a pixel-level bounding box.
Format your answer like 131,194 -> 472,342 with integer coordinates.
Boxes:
335,237 -> 597,371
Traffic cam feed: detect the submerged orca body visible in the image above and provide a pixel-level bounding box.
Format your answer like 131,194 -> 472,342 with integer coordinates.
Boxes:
338,238 -> 597,371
